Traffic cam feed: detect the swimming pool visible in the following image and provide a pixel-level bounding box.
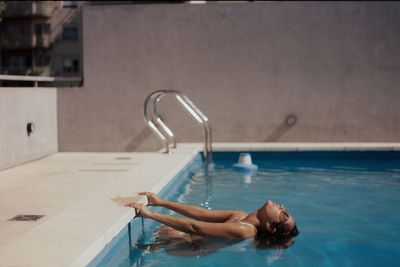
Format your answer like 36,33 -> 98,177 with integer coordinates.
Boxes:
89,151 -> 400,266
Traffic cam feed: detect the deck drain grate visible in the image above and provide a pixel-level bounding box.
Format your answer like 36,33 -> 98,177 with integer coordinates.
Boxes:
78,169 -> 129,172
9,215 -> 44,221
115,157 -> 131,160
92,163 -> 137,166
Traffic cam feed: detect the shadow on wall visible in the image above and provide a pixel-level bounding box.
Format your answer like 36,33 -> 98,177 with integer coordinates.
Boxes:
125,127 -> 153,152
126,114 -> 299,151
264,114 -> 298,142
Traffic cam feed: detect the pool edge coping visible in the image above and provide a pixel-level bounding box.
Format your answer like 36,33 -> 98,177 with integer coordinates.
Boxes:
71,147 -> 201,267
211,142 -> 400,151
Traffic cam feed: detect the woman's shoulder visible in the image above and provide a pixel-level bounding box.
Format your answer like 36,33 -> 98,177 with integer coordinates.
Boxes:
225,211 -> 248,223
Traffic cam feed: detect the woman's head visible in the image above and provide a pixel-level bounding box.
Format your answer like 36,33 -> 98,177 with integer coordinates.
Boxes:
256,200 -> 299,238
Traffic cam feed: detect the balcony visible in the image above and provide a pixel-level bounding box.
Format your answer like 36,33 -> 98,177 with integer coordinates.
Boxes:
1,33 -> 50,49
33,35 -> 50,48
34,66 -> 51,76
1,67 -> 33,76
1,66 -> 50,76
0,34 -> 32,49
2,2 -> 55,18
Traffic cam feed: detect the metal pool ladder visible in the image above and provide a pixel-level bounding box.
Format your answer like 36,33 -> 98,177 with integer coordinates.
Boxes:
144,89 -> 213,164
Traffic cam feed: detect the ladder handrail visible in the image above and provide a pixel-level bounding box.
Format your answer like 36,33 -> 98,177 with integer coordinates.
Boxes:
143,90 -> 213,164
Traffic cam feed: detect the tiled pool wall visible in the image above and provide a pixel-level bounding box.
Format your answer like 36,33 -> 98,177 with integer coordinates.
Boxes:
212,150 -> 400,161
88,153 -> 204,266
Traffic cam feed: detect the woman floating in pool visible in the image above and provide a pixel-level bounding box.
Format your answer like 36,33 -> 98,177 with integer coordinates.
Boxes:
125,192 -> 299,249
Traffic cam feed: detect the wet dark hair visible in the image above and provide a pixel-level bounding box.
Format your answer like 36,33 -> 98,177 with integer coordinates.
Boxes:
255,224 -> 299,249
254,232 -> 294,249
275,222 -> 299,237
254,222 -> 300,249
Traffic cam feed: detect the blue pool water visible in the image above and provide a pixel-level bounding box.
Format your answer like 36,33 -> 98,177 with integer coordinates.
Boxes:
90,151 -> 400,267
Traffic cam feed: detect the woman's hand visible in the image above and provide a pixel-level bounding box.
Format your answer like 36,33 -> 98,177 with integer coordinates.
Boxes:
125,203 -> 153,218
139,192 -> 163,206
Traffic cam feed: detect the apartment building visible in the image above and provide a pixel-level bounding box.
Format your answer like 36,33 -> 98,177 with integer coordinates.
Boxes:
0,1 -> 221,85
1,1 -> 54,76
0,1 -> 83,82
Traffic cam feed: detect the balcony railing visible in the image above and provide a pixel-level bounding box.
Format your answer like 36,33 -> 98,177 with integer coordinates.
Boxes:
2,1 -> 54,18
1,67 -> 33,76
0,74 -> 83,87
0,35 -> 30,49
0,34 -> 50,49
33,35 -> 50,48
2,66 -> 51,76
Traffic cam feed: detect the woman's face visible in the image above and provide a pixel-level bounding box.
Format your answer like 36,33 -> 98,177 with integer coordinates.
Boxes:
258,200 -> 295,233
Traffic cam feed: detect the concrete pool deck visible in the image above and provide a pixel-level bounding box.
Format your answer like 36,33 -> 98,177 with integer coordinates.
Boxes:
0,143 -> 399,266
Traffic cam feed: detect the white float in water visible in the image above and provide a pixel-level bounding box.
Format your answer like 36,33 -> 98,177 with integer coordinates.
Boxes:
233,153 -> 258,172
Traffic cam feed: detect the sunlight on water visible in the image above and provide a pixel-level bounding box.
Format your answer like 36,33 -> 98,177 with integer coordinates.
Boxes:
106,152 -> 400,267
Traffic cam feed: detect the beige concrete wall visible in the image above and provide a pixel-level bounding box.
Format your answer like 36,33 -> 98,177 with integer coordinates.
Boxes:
0,87 -> 58,170
58,2 -> 400,152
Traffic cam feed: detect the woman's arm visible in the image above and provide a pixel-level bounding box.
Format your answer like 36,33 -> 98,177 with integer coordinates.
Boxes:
139,192 -> 247,223
126,203 -> 255,239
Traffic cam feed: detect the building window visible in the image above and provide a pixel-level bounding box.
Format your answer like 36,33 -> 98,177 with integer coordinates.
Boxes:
9,56 -> 27,68
62,25 -> 78,41
62,57 -> 79,74
5,24 -> 25,39
62,1 -> 78,8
